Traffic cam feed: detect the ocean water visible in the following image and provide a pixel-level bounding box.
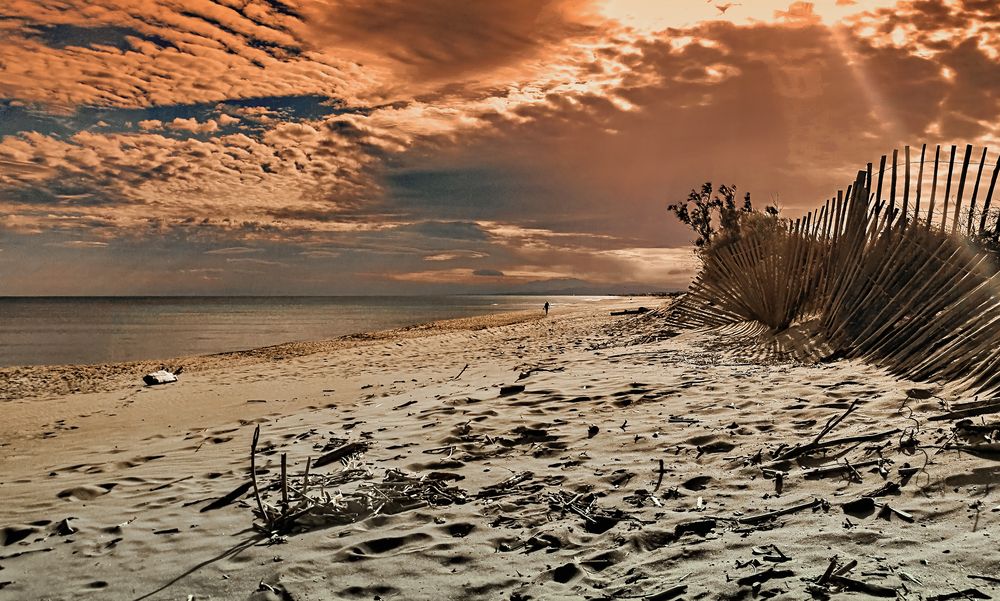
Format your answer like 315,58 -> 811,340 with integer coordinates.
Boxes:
0,296 -> 613,367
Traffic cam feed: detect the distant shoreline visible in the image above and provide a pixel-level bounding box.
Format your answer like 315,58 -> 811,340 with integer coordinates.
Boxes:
1,295 -> 623,368
0,295 -> 667,401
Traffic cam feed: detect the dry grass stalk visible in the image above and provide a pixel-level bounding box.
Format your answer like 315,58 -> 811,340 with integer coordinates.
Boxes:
247,429 -> 468,534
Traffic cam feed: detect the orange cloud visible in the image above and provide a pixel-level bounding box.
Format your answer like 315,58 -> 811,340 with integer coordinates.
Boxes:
1,0 -> 999,294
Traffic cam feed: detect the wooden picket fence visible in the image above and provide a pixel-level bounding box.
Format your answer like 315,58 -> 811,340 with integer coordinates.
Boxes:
667,144 -> 1000,396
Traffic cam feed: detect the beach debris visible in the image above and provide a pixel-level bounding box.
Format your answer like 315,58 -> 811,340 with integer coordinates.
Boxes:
312,441 -> 371,469
772,401 -> 858,461
142,369 -> 179,386
499,384 -> 525,397
610,307 -> 650,316
751,544 -> 789,563
249,580 -> 293,601
813,556 -> 897,597
53,518 -> 77,536
762,468 -> 785,494
478,471 -> 533,499
738,497 -> 827,525
736,567 -> 794,586
587,424 -> 599,438
546,490 -> 628,534
876,504 -> 914,522
516,365 -> 565,381
930,398 -> 1000,422
948,443 -> 1000,461
452,363 -> 469,380
668,415 -> 699,425
246,427 -> 468,534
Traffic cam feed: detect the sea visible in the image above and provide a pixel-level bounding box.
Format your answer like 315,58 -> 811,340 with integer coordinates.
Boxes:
0,296 -> 615,367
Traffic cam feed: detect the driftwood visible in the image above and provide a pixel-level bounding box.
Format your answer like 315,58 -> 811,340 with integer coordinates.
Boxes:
829,575 -> 897,597
772,401 -> 858,461
610,307 -> 650,316
313,441 -> 371,469
929,399 -> 1000,421
947,443 -> 1000,461
738,497 -> 825,525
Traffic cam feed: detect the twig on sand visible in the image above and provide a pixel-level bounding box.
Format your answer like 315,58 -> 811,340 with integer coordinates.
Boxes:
738,497 -> 826,525
654,458 -> 666,492
773,401 -> 859,461
301,456 -> 311,498
313,441 -> 371,469
280,453 -> 288,515
452,363 -> 469,380
250,425 -> 269,523
815,556 -> 896,597
478,471 -> 533,499
930,398 -> 1000,422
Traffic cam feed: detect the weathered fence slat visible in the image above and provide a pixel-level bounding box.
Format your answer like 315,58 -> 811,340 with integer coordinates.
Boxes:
669,143 -> 1000,399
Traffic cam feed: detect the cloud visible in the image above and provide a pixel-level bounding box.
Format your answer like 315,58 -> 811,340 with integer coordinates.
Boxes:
301,0 -> 597,81
167,117 -> 219,133
204,246 -> 262,255
1,0 -> 999,294
225,257 -> 285,266
47,240 -> 110,248
472,268 -> 504,277
423,250 -> 488,261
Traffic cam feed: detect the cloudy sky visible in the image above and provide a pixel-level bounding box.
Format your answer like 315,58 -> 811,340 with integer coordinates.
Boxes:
1,0 -> 997,294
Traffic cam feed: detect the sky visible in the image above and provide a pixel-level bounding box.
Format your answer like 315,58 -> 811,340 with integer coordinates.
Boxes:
1,0 -> 998,295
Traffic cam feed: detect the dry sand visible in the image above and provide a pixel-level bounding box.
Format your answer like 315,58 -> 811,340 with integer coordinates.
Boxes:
1,299 -> 998,600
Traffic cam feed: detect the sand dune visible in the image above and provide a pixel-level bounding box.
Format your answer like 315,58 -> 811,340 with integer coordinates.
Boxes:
1,299 -> 998,600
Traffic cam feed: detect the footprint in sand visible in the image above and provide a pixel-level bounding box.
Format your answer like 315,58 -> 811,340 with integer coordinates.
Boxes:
682,475 -> 713,491
57,483 -> 117,501
550,562 -> 581,584
349,532 -> 432,558
443,522 -> 475,538
1,524 -> 40,546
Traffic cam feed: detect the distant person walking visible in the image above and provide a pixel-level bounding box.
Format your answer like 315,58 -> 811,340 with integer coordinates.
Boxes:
543,302 -> 550,316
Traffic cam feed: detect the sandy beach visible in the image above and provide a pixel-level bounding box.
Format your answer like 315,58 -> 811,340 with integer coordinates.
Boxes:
0,298 -> 997,600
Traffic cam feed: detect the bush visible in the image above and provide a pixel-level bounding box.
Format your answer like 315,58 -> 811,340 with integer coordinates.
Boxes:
667,182 -> 778,251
